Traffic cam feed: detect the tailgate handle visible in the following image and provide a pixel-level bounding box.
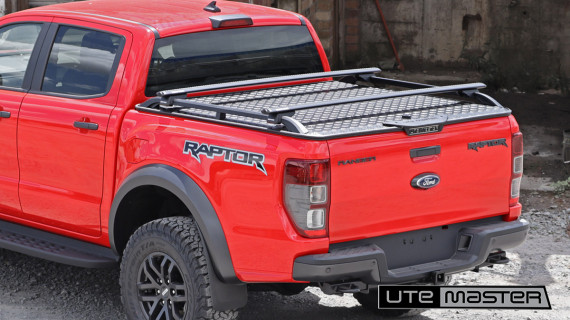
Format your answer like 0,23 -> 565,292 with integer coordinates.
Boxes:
410,146 -> 441,158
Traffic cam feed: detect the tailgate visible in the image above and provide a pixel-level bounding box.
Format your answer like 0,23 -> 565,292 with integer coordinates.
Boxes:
327,117 -> 513,243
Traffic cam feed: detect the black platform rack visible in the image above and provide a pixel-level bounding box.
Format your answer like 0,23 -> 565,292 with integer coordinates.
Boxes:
136,68 -> 508,137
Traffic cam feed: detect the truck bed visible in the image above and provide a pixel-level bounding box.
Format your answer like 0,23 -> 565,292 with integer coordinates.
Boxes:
137,68 -> 511,139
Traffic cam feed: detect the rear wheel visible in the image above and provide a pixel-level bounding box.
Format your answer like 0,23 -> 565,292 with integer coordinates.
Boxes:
120,216 -> 238,320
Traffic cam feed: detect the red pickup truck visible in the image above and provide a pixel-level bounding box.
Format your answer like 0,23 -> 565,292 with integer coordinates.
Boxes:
0,0 -> 528,319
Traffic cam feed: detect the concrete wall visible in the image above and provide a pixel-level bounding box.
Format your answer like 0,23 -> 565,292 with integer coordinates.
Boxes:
272,0 -> 569,92
355,0 -> 570,92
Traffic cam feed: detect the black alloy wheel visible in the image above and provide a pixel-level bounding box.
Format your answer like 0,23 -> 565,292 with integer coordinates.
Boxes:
120,217 -> 238,320
138,252 -> 187,319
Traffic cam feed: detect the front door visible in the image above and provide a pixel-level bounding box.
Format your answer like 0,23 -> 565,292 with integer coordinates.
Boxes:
18,20 -> 128,236
0,21 -> 47,216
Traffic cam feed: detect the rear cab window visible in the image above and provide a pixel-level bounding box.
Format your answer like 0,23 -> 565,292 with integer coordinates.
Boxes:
146,26 -> 324,96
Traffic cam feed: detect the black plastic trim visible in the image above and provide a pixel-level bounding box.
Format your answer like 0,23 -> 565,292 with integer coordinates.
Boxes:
109,164 -> 239,283
23,22 -> 51,90
0,220 -> 118,268
410,146 -> 441,158
295,14 -> 307,25
209,14 -> 253,29
293,218 -> 529,284
30,22 -> 58,91
0,111 -> 10,118
204,1 -> 221,13
108,165 -> 247,310
73,121 -> 99,130
198,226 -> 248,310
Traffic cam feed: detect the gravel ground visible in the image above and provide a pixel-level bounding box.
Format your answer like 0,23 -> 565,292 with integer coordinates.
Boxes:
0,190 -> 568,320
0,91 -> 568,320
239,189 -> 570,320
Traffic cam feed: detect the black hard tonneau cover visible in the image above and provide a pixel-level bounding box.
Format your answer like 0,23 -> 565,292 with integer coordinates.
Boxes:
136,68 -> 511,139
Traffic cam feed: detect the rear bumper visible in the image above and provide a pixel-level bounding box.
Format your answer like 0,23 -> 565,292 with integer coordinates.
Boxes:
293,218 -> 529,285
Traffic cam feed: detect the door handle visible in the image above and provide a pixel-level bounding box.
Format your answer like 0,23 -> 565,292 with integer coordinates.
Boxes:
73,121 -> 98,130
410,146 -> 441,158
0,111 -> 10,118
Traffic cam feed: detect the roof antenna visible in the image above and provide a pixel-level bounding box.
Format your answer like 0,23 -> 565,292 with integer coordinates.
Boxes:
204,1 -> 221,13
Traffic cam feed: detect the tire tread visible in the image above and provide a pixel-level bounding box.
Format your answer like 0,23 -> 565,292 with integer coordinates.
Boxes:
120,217 -> 238,320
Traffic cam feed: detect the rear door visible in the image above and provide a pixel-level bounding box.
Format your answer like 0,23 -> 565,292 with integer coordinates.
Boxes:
18,19 -> 130,236
327,118 -> 513,243
0,18 -> 49,216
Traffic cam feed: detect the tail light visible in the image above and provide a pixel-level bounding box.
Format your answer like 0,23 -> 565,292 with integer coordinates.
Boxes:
510,132 -> 523,206
283,159 -> 330,238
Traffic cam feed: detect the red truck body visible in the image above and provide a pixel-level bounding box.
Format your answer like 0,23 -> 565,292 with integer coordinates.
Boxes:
118,112 -> 331,281
0,1 -> 528,319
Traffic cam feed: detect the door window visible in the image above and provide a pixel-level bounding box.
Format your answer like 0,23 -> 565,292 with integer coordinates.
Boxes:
0,23 -> 42,88
42,26 -> 123,96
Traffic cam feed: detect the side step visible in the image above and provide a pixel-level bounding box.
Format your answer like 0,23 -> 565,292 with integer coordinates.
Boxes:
0,220 -> 119,268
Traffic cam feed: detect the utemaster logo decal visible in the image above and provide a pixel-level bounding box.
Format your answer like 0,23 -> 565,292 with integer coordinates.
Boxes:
378,286 -> 551,310
183,140 -> 267,175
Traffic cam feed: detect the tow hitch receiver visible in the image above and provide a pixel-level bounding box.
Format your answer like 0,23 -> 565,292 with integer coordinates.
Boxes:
473,250 -> 510,272
431,271 -> 447,285
319,281 -> 367,295
486,250 -> 510,264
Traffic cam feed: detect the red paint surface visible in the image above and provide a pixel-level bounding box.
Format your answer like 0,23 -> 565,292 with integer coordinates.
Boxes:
327,118 -> 515,243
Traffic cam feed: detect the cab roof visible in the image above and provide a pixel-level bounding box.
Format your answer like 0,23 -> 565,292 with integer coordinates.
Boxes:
21,0 -> 303,37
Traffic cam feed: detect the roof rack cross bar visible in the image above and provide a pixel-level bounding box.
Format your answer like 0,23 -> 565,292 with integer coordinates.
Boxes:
156,68 -> 381,98
207,83 -> 359,105
367,76 -> 502,106
169,99 -> 267,120
473,92 -> 504,108
367,76 -> 435,90
261,82 -> 487,116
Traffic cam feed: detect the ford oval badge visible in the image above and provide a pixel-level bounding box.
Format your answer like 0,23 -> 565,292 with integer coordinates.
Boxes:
411,173 -> 440,189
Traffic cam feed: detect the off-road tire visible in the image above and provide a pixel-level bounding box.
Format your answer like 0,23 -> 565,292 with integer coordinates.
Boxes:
120,216 -> 238,320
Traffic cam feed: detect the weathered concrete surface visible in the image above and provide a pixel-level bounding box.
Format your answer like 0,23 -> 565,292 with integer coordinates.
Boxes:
356,0 -> 570,93
272,0 -> 569,93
